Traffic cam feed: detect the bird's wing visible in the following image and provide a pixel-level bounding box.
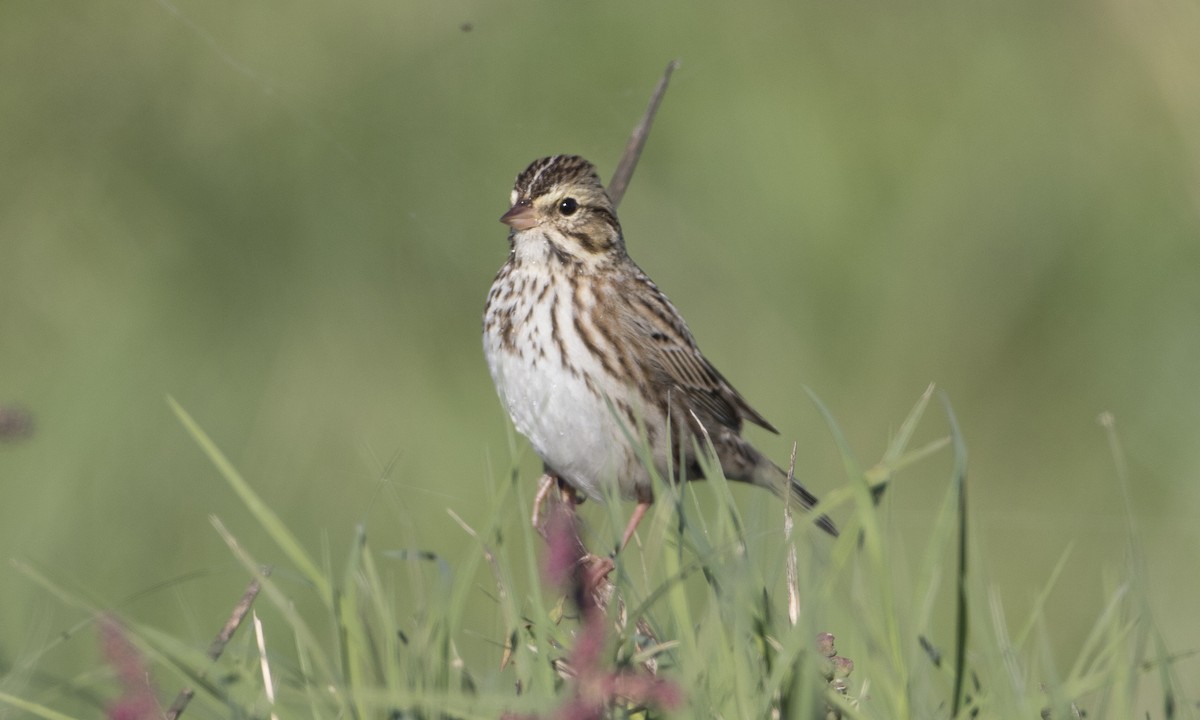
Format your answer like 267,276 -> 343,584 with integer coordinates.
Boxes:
619,272 -> 778,435
656,342 -> 778,434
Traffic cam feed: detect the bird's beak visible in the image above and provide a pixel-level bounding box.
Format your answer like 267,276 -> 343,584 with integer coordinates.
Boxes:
500,202 -> 538,231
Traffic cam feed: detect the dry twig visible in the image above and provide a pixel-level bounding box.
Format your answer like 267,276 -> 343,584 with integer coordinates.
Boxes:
607,60 -> 680,208
165,574 -> 266,720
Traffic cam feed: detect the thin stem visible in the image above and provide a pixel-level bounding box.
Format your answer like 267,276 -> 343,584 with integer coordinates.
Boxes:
608,60 -> 680,208
165,573 -> 266,720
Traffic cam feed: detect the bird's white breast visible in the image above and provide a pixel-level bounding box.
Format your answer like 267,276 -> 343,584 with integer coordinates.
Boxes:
484,265 -> 641,501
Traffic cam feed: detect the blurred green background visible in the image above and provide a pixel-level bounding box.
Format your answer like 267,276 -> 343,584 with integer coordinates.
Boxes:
2,0 -> 1198,709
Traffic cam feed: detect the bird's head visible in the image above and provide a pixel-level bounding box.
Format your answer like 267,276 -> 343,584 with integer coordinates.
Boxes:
501,155 -> 624,264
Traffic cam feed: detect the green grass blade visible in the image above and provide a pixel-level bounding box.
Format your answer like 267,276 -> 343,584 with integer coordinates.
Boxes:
0,691 -> 81,720
941,393 -> 970,718
168,396 -> 333,607
209,515 -> 346,712
881,382 -> 937,467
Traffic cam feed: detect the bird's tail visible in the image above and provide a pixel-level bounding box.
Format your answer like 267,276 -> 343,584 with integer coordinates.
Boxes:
786,474 -> 839,537
714,430 -> 838,537
745,457 -> 837,537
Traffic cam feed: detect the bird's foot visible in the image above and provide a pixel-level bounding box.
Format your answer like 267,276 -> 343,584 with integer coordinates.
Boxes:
580,553 -> 615,608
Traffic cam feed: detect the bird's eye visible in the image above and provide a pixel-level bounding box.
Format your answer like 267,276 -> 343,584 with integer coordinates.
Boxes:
558,198 -> 579,216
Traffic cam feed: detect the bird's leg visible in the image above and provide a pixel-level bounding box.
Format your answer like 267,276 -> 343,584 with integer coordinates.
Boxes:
620,500 -> 652,551
557,477 -> 581,506
531,472 -> 557,539
533,476 -> 649,589
584,499 -> 653,588
532,471 -> 582,540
